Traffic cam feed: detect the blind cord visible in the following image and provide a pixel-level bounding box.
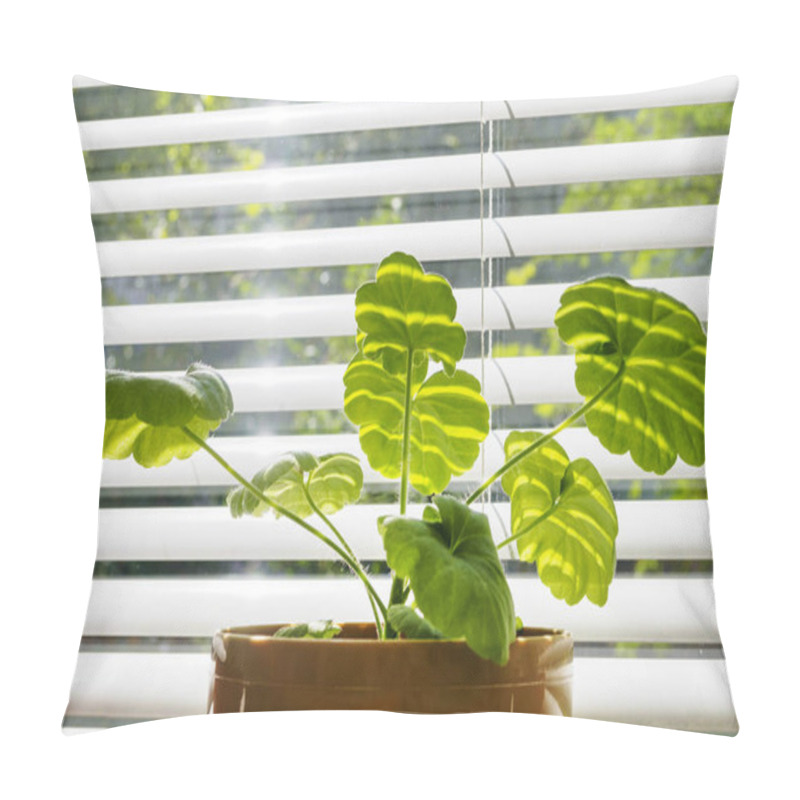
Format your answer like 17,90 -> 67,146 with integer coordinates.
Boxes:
479,102 -> 486,509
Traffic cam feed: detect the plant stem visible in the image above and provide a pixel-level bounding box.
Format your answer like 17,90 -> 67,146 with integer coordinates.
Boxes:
303,484 -> 385,638
180,426 -> 388,624
496,506 -> 558,550
302,484 -> 356,557
465,365 -> 625,506
386,349 -> 417,638
399,348 -> 415,516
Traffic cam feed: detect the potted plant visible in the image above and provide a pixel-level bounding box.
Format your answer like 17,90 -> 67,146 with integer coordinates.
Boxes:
103,251 -> 706,716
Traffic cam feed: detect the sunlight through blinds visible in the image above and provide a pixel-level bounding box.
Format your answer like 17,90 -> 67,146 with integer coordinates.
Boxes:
66,75 -> 738,734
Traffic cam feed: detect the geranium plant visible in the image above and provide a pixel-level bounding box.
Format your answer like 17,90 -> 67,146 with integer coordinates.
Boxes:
103,252 -> 706,665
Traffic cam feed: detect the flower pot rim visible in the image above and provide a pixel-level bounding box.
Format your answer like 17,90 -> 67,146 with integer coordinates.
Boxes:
215,621 -> 572,646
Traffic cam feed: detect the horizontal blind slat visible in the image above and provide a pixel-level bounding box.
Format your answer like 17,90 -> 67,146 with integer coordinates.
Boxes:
100,428 -> 705,489
195,356 -> 579,411
76,75 -> 738,151
82,575 -> 721,643
64,652 -> 737,734
102,351 -> 695,412
103,276 -> 708,345
96,206 -> 718,278
89,137 -> 729,214
96,500 -> 711,561
144,357 -> 572,412
574,657 -> 736,733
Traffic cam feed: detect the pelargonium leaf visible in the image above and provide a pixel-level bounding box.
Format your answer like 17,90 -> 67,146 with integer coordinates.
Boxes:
380,496 -> 516,665
386,605 -> 444,640
226,451 -> 362,519
103,363 -> 233,468
307,453 -> 364,514
555,277 -> 706,474
227,453 -> 311,518
343,355 -> 489,495
355,252 -> 466,376
501,431 -> 618,606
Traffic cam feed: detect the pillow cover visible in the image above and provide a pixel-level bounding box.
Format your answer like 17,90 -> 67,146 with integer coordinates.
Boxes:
64,75 -> 738,734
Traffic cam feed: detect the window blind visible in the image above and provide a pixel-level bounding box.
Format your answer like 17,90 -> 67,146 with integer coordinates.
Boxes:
65,75 -> 738,734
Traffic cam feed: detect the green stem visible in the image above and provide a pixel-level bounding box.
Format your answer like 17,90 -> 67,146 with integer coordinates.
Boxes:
465,365 -> 625,506
383,576 -> 407,641
386,349 -> 417,638
302,483 -> 355,557
496,506 -> 558,550
303,484 -> 386,638
399,348 -> 415,516
181,426 -> 388,624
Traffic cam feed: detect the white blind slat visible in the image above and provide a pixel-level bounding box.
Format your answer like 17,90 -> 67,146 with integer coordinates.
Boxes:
100,351 -> 686,412
89,137 -> 729,214
96,500 -> 711,561
574,657 -> 736,733
103,276 -> 709,346
99,427 -> 705,489
82,575 -> 721,643
96,206 -> 717,278
76,75 -> 738,151
205,356 -> 578,412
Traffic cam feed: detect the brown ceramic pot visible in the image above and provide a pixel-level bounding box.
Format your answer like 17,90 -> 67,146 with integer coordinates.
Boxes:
209,623 -> 572,715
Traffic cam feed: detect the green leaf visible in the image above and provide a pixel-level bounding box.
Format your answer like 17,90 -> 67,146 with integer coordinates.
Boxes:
273,620 -> 342,639
344,355 -> 489,495
355,252 -> 466,376
226,451 -> 363,519
386,605 -> 444,640
380,496 -> 516,665
501,431 -> 618,606
227,452 -> 308,518
555,277 -> 706,474
103,363 -> 233,468
346,253 -> 488,493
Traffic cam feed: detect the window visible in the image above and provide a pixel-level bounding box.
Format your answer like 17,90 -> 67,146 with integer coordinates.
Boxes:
65,76 -> 737,733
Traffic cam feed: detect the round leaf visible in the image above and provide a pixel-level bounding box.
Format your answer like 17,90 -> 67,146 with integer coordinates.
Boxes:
227,452 -> 363,519
555,277 -> 706,474
103,363 -> 233,467
380,496 -> 516,664
308,453 -> 364,514
502,432 -> 618,606
227,453 -> 311,518
355,252 -> 466,376
343,355 -> 489,495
